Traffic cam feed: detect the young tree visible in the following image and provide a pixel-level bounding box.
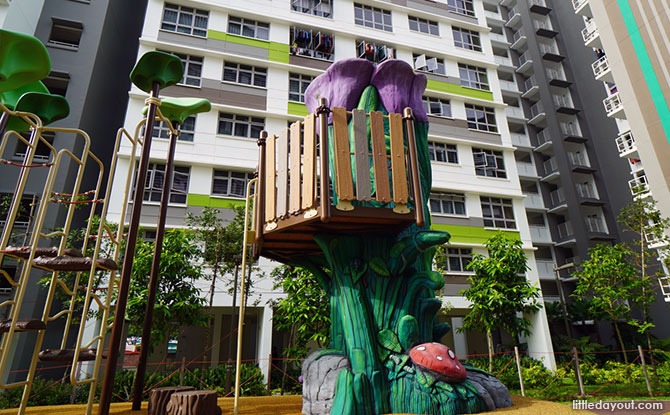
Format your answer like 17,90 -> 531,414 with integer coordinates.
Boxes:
185,206 -> 246,307
572,243 -> 645,363
271,265 -> 330,393
617,198 -> 668,352
271,265 -> 330,358
127,229 -> 209,349
460,232 -> 542,372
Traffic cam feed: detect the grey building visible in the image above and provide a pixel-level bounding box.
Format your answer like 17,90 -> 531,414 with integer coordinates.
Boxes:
0,0 -> 147,380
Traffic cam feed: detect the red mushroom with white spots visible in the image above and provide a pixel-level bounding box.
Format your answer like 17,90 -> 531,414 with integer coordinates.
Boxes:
408,342 -> 467,383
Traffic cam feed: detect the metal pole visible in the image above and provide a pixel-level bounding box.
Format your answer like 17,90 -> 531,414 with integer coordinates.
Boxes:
233,179 -> 257,415
514,346 -> 525,397
225,262 -> 240,395
317,98 -> 330,223
131,120 -> 180,410
638,345 -> 653,397
98,82 -> 161,415
573,346 -> 586,397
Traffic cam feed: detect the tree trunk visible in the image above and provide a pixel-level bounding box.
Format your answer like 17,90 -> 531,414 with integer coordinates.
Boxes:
612,321 -> 628,364
487,329 -> 494,373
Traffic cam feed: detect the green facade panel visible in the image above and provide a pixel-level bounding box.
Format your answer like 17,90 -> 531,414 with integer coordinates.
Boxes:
430,223 -> 520,245
187,193 -> 246,208
288,101 -> 309,116
207,30 -> 290,63
426,79 -> 494,101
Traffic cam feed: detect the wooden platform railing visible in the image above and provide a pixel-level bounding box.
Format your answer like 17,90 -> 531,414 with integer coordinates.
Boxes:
256,98 -> 423,239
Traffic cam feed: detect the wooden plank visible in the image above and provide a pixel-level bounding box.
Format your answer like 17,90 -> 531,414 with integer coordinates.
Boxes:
264,134 -> 277,223
302,114 -> 316,210
332,107 -> 354,205
389,113 -> 408,204
276,128 -> 289,217
370,111 -> 391,203
352,109 -> 371,201
289,121 -> 302,214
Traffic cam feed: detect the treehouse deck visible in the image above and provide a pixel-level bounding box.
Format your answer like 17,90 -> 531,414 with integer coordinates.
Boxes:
254,103 -> 423,263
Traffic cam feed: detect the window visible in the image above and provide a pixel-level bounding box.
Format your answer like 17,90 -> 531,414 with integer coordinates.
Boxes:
428,142 -> 458,164
173,53 -> 203,87
430,192 -> 466,216
291,0 -> 333,18
161,3 -> 208,37
289,73 -> 314,103
152,116 -> 196,142
453,27 -> 482,52
218,113 -> 265,139
14,132 -> 54,162
228,16 -> 269,40
465,104 -> 497,133
144,164 -> 190,204
408,16 -> 439,35
212,170 -> 253,198
413,54 -> 446,75
448,0 -> 475,17
356,40 -> 395,63
43,71 -> 70,96
473,148 -> 506,178
458,64 -> 489,91
354,3 -> 393,32
443,248 -> 473,272
481,197 -> 516,229
48,18 -> 83,49
290,27 -> 334,61
223,62 -> 267,87
422,97 -> 451,117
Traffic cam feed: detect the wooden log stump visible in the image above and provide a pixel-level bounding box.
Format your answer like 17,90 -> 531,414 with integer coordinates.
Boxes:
148,386 -> 195,415
166,390 -> 221,415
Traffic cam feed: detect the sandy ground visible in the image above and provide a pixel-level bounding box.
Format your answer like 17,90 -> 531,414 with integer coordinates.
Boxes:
0,394 -> 607,415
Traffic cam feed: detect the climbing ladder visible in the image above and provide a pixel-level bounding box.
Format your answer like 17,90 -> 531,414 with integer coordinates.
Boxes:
0,30 -> 212,415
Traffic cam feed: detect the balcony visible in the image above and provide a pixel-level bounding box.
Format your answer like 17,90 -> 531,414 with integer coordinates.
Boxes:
499,79 -> 520,94
541,157 -> 560,181
522,75 -> 539,98
494,54 -> 514,68
535,128 -> 552,151
582,20 -> 601,48
524,192 -> 545,210
529,0 -> 551,15
506,6 -> 522,28
510,29 -> 528,51
616,130 -> 637,158
576,183 -> 603,205
660,277 -> 670,302
490,30 -> 509,45
560,122 -> 586,143
539,43 -> 564,62
629,175 -> 650,197
546,68 -> 571,88
528,101 -> 546,125
585,215 -> 608,235
530,225 -> 553,244
604,92 -> 625,118
511,132 -> 531,147
548,187 -> 567,212
557,221 -> 575,241
485,9 -> 504,23
516,52 -> 534,75
644,230 -> 668,249
506,105 -> 526,120
534,19 -> 558,38
553,94 -> 579,114
516,160 -> 539,177
535,259 -> 555,279
592,55 -> 613,82
572,0 -> 592,17
568,151 -> 595,173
